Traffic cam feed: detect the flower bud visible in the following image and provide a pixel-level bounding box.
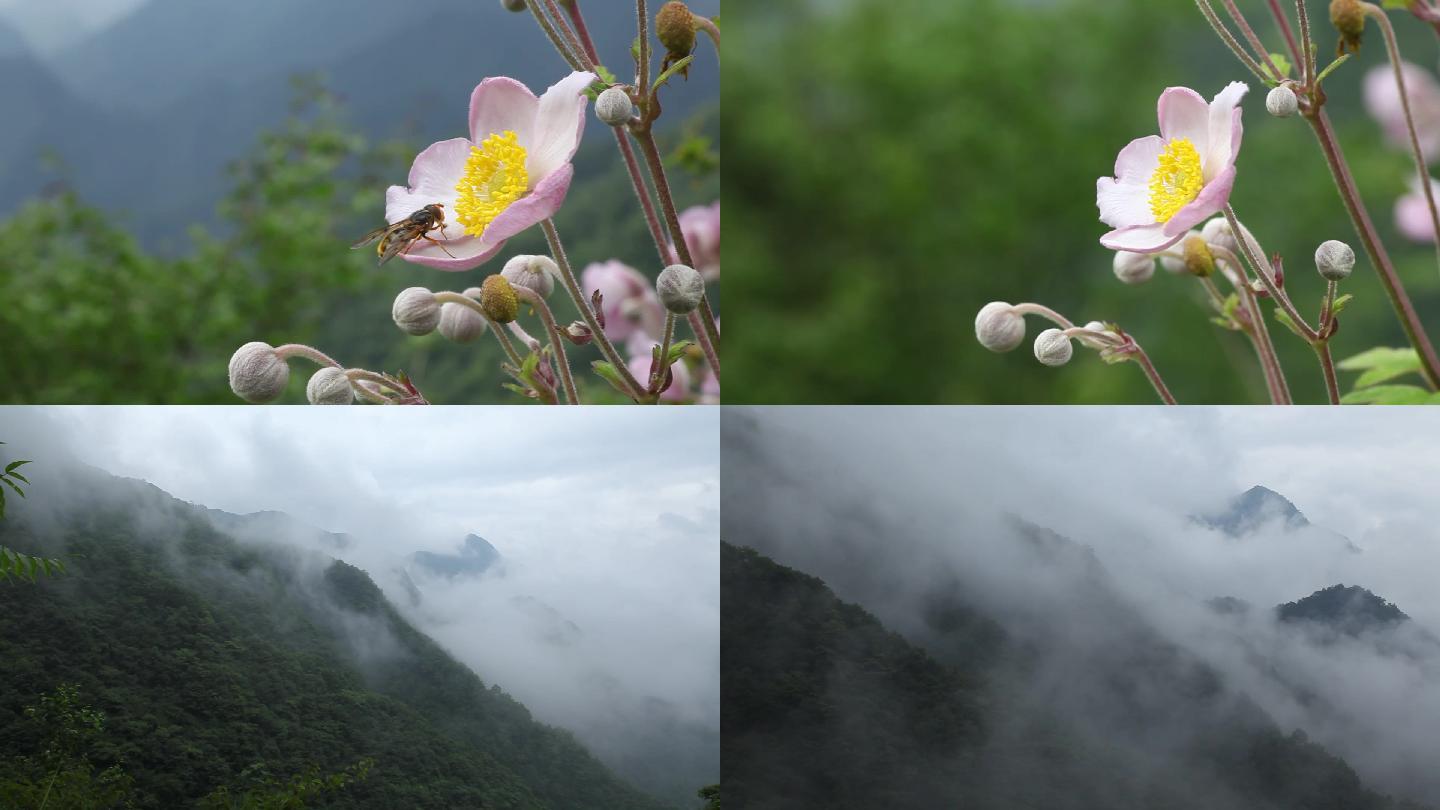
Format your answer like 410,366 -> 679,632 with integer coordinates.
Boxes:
656,264 -> 705,313
1113,251 -> 1155,285
1266,85 -> 1298,118
595,88 -> 634,127
1201,217 -> 1238,255
438,302 -> 488,343
480,274 -> 519,323
1183,235 -> 1216,277
656,2 -> 697,61
228,341 -> 289,403
500,0 -> 526,10
306,366 -> 353,405
1331,0 -> 1364,55
1158,229 -> 1200,274
393,287 -> 440,335
975,302 -> 1026,353
501,254 -> 557,299
1034,328 -> 1074,367
1315,239 -> 1355,281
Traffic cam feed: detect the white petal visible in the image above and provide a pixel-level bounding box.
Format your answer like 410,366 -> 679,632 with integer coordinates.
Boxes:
1205,81 -> 1248,180
1158,87 -> 1210,150
525,71 -> 596,182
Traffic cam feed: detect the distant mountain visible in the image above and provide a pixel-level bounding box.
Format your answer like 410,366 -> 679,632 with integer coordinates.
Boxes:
1200,485 -> 1311,535
0,467 -> 669,809
0,0 -> 721,243
1278,584 -> 1410,635
411,533 -> 502,579
723,542 -> 1415,810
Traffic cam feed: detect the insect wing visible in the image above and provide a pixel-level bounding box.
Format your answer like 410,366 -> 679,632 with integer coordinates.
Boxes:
350,222 -> 398,250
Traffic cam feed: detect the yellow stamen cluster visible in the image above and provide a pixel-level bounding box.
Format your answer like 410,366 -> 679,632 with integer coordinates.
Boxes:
454,130 -> 529,238
1148,138 -> 1204,223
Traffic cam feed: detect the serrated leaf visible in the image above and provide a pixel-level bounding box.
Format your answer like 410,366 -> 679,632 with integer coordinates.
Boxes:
1354,357 -> 1424,388
1337,346 -> 1418,371
1340,384 -> 1435,404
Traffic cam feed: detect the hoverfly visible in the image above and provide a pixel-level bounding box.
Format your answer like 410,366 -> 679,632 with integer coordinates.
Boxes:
351,203 -> 456,264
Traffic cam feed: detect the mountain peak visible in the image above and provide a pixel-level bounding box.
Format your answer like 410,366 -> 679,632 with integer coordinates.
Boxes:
411,533 -> 501,579
1198,485 -> 1310,536
1277,584 -> 1409,635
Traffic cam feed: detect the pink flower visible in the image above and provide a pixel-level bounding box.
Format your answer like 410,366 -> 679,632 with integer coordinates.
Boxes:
668,201 -> 720,280
1363,62 -> 1440,163
1097,83 -> 1248,253
1396,176 -> 1440,242
581,260 -> 664,342
385,71 -> 596,270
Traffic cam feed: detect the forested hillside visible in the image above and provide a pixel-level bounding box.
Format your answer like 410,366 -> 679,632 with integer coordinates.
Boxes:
0,468 -> 671,809
722,541 -> 1424,810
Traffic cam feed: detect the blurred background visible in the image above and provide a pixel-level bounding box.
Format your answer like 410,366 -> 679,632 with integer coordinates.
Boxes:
727,0 -> 1440,403
0,0 -> 718,403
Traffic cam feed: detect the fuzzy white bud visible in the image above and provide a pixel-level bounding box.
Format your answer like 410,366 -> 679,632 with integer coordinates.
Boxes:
1315,239 -> 1355,281
1266,85 -> 1298,118
1034,328 -> 1074,367
1201,217 -> 1238,255
228,341 -> 289,403
392,287 -> 440,335
595,88 -> 634,127
1113,251 -> 1155,285
1077,320 -> 1114,350
306,366 -> 353,405
438,302 -> 488,343
501,254 -> 558,299
975,302 -> 1025,353
656,264 -> 705,313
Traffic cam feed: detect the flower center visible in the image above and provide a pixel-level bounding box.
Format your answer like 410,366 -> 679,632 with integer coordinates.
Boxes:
1147,138 -> 1204,223
453,130 -> 529,238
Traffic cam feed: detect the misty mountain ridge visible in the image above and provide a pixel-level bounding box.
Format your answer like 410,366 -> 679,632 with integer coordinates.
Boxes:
411,533 -> 503,580
1194,485 -> 1361,553
1278,584 -> 1411,635
0,462 -> 680,809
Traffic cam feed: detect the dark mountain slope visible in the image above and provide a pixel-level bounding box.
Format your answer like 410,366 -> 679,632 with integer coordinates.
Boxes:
1278,584 -> 1409,633
722,541 -> 1419,810
0,469 -> 667,810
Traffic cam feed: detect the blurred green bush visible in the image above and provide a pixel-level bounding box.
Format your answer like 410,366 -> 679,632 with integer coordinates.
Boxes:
726,0 -> 1440,403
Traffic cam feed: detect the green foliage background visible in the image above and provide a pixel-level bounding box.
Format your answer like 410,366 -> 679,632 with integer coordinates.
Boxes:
726,0 -> 1440,403
0,83 -> 718,405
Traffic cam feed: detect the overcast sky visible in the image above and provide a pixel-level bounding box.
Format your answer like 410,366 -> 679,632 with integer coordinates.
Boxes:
0,405 -> 720,799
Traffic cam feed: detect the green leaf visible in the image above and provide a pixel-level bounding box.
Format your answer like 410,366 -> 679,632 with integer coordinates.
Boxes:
1272,308 -> 1306,339
1337,346 -> 1419,371
1339,384 -> 1439,404
1330,293 -> 1354,317
1263,53 -> 1292,83
1316,53 -> 1351,85
7,472 -> 26,485
0,476 -> 23,498
652,55 -> 694,92
666,340 -> 694,364
4,459 -> 30,474
591,361 -> 636,399
1383,0 -> 1409,7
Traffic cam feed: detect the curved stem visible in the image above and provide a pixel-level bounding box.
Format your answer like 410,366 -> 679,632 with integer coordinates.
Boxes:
633,129 -> 721,349
1195,0 -> 1271,81
541,219 -> 645,400
1366,3 -> 1440,278
653,312 -> 676,396
1222,0 -> 1285,80
525,0 -> 586,71
618,131 -> 670,264
567,1 -> 602,64
1009,302 -> 1075,329
1213,251 -> 1292,404
1315,342 -> 1341,404
696,16 -> 721,51
688,310 -> 720,382
1266,0 -> 1303,69
343,369 -> 402,404
1223,205 -> 1318,341
637,0 -> 651,92
1304,108 -> 1440,387
515,286 -> 579,405
1130,343 -> 1179,405
1294,0 -> 1315,84
543,0 -> 594,70
273,343 -> 342,368
434,291 -> 524,367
